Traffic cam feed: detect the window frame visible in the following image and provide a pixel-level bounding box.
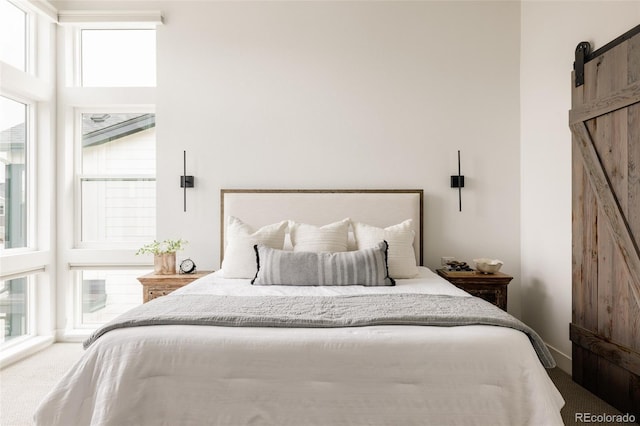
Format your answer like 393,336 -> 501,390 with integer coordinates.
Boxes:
65,24 -> 158,88
58,19 -> 160,340
79,28 -> 156,88
0,0 -> 31,73
73,107 -> 156,250
0,273 -> 36,349
0,3 -> 56,367
0,92 -> 37,254
72,267 -> 150,329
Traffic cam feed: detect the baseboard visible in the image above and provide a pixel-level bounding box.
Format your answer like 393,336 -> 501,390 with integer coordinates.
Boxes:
0,336 -> 54,369
546,342 -> 571,374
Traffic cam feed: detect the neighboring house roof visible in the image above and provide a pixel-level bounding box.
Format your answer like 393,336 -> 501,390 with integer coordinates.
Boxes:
0,114 -> 156,151
82,113 -> 155,147
0,123 -> 25,152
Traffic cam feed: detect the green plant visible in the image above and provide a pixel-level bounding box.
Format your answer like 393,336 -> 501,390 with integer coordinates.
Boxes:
136,239 -> 188,255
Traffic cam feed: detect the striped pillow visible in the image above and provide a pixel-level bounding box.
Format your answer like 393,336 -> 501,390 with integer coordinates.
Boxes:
252,241 -> 395,286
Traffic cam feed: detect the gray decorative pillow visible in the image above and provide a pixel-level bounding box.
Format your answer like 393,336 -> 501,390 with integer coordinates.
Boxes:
252,241 -> 395,286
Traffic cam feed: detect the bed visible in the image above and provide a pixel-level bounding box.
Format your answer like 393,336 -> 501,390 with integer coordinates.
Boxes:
35,189 -> 564,426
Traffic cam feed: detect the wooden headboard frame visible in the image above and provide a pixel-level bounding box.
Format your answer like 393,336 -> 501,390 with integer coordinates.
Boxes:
220,189 -> 424,266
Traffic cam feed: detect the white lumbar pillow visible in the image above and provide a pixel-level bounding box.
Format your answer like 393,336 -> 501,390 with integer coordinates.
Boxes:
222,216 -> 288,278
352,219 -> 418,278
289,218 -> 350,253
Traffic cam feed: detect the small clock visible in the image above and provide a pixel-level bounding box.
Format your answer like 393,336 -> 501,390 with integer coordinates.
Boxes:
179,258 -> 196,274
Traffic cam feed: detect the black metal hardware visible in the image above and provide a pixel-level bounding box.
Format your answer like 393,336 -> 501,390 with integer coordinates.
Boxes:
574,41 -> 591,87
574,23 -> 640,87
180,175 -> 194,188
180,151 -> 194,212
450,175 -> 465,188
588,24 -> 640,64
450,150 -> 464,212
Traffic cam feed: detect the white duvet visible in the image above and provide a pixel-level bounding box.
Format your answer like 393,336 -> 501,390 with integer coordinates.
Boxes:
35,268 -> 564,426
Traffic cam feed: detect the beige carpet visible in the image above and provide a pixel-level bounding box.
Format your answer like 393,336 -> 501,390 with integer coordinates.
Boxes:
0,344 -> 632,426
0,344 -> 84,426
547,367 -> 628,425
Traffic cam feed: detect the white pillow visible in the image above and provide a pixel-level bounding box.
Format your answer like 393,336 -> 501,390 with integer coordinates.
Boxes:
222,216 -> 288,278
289,218 -> 350,252
352,219 -> 418,278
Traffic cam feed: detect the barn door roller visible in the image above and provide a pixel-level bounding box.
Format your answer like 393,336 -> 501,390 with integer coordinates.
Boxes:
573,41 -> 591,87
574,24 -> 640,87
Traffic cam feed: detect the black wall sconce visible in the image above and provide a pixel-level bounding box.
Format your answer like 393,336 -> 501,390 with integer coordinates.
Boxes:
180,150 -> 194,212
450,150 -> 464,212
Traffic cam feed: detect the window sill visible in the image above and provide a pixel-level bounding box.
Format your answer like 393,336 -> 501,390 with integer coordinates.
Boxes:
0,335 -> 54,369
0,250 -> 50,280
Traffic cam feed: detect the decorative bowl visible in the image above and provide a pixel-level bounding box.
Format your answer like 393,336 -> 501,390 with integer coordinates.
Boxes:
473,258 -> 503,274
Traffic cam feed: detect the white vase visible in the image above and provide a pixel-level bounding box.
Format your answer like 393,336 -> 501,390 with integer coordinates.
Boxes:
154,253 -> 176,275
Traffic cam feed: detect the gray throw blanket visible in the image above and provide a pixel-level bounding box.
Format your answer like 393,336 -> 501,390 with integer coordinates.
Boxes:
84,293 -> 556,368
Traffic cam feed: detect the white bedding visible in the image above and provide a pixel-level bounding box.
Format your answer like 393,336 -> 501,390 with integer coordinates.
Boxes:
35,267 -> 564,426
175,267 -> 470,297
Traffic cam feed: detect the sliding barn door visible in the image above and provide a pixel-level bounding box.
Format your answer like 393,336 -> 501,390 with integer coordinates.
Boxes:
571,25 -> 640,416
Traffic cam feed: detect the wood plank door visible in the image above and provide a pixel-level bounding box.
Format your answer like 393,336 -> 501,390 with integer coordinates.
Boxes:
570,25 -> 640,416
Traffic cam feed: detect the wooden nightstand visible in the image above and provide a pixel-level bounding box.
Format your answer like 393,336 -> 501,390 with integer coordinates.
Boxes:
436,269 -> 513,311
138,270 -> 214,303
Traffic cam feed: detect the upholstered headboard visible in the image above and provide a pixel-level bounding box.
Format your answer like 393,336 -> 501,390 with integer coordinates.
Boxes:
220,189 -> 423,265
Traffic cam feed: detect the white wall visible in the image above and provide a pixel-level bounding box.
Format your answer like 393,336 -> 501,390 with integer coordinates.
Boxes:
520,0 -> 640,372
153,1 -> 523,314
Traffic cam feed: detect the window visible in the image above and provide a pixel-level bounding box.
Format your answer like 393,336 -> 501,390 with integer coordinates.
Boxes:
59,21 -> 159,337
76,269 -> 147,327
0,0 -> 27,71
0,276 -> 31,345
81,29 -> 156,87
0,1 -> 55,363
0,96 -> 28,250
79,112 -> 156,244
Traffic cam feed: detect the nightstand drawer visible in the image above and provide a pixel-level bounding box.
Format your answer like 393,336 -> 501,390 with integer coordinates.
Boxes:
436,269 -> 512,311
146,288 -> 179,302
453,285 -> 503,307
138,271 -> 214,303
